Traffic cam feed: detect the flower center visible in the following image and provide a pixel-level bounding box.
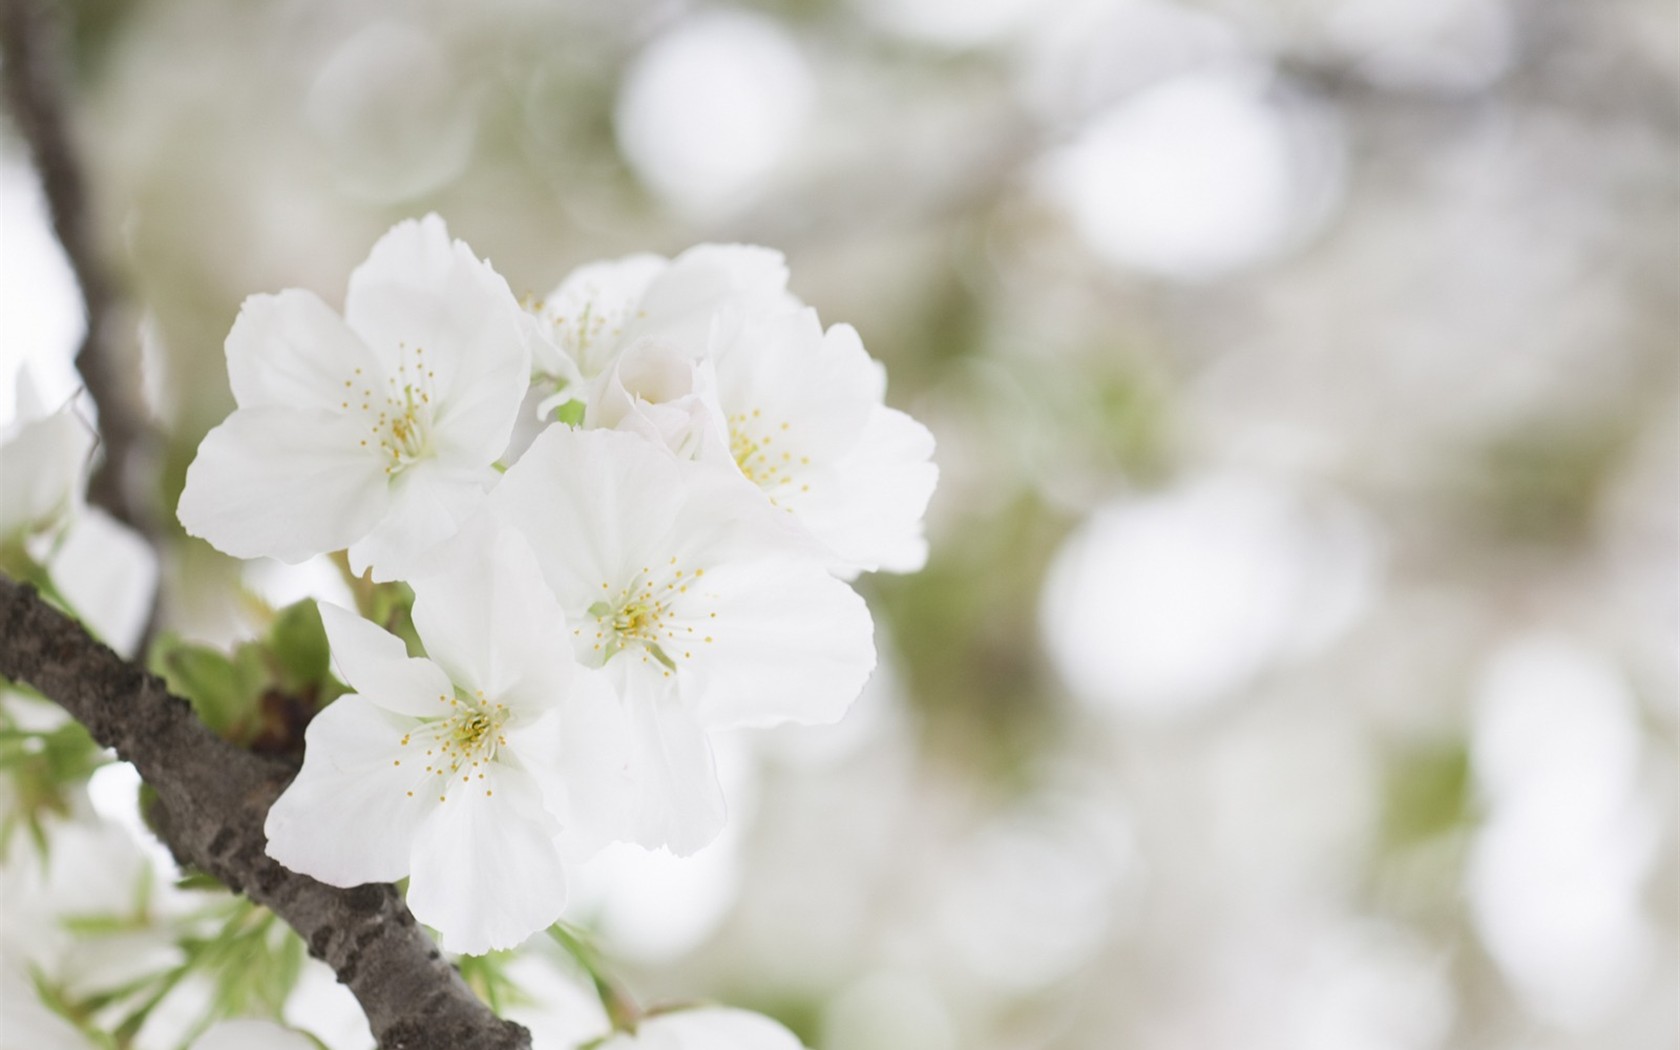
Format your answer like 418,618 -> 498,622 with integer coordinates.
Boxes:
341,344 -> 438,476
396,687 -> 510,802
578,560 -> 716,675
728,409 -> 808,503
545,297 -> 635,379
613,601 -> 660,641
450,708 -> 496,752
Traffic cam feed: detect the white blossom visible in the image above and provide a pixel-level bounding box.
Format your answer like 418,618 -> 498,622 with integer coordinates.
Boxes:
491,427 -> 875,854
707,306 -> 937,576
264,525 -> 629,954
528,246 -> 937,577
178,215 -> 533,581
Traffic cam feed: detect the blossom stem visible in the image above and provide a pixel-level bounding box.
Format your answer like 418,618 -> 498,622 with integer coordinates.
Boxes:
548,923 -> 642,1032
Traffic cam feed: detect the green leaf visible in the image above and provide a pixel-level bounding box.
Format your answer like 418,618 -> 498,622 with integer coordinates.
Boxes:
268,600 -> 331,692
150,637 -> 250,735
60,912 -> 146,936
175,871 -> 227,893
456,949 -> 526,1013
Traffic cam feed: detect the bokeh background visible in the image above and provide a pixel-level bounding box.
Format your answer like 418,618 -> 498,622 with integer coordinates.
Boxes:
3,1 -> 1677,1048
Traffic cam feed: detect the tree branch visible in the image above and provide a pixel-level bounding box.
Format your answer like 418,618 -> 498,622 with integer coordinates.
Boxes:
0,0 -> 154,534
0,575 -> 532,1050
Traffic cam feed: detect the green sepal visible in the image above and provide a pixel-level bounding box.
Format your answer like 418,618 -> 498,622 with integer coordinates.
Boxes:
553,398 -> 587,427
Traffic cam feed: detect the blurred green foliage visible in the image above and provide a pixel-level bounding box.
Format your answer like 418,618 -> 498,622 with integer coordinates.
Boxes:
0,701 -> 105,859
1380,740 -> 1473,853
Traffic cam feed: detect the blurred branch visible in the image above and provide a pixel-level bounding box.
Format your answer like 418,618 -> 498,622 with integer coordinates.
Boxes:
0,575 -> 532,1050
0,0 -> 155,533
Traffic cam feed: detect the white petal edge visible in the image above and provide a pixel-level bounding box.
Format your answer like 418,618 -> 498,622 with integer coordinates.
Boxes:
404,762 -> 567,955
794,406 -> 938,576
178,407 -> 390,564
224,289 -> 384,412
264,697 -> 431,886
681,558 -> 876,729
319,603 -> 456,718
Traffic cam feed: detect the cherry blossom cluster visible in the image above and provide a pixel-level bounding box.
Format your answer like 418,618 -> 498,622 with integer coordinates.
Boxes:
176,216 -> 937,958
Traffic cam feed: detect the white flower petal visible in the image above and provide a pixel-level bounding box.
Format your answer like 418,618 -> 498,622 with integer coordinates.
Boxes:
224,289 -> 383,411
319,603 -> 456,718
405,763 -> 567,954
494,428 -> 811,617
615,671 -> 727,855
503,667 -> 635,855
713,310 -> 878,465
264,697 -> 431,886
589,342 -> 731,463
791,407 -> 938,575
493,427 -> 683,605
178,408 -> 390,563
537,253 -> 667,379
680,558 -> 876,729
343,215 -> 531,464
429,344 -> 531,467
47,508 -> 158,657
631,243 -> 791,353
409,521 -> 574,714
345,460 -> 492,582
0,402 -> 94,540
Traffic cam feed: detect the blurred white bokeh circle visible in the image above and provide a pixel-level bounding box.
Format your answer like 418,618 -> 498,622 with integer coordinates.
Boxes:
1040,474 -> 1380,716
616,12 -> 813,218
306,22 -> 478,202
1038,66 -> 1345,280
1467,635 -> 1659,1029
